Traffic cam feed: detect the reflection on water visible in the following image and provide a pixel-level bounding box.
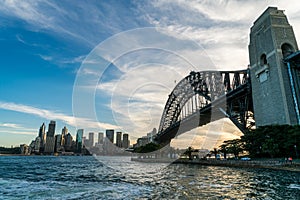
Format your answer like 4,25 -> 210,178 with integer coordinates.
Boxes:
0,156 -> 299,199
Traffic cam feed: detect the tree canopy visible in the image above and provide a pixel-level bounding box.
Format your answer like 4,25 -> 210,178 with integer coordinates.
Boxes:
0,146 -> 21,154
133,142 -> 160,153
219,125 -> 300,158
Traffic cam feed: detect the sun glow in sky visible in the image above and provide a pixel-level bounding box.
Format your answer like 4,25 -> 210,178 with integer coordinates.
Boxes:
1,0 -> 300,147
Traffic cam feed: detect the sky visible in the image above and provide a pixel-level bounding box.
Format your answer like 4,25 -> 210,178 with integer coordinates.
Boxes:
1,0 -> 300,148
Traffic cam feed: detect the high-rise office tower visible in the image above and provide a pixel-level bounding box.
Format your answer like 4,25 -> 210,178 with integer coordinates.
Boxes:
122,133 -> 129,149
54,134 -> 62,152
88,132 -> 94,147
61,126 -> 68,135
38,123 -> 46,148
76,129 -> 84,152
47,121 -> 56,137
61,126 -> 68,147
38,122 -> 46,139
116,132 -> 122,147
147,128 -> 157,143
106,129 -> 114,143
83,137 -> 89,147
44,121 -> 56,153
44,136 -> 55,154
65,133 -> 73,151
98,132 -> 104,144
34,136 -> 41,153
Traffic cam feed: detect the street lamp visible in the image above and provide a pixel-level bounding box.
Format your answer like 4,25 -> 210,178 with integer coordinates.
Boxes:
295,145 -> 298,159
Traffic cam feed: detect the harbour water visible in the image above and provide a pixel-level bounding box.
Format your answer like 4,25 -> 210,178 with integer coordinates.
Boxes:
0,156 -> 299,199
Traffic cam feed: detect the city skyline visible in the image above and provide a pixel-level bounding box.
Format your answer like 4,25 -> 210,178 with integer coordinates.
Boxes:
1,1 -> 300,147
19,120 -> 132,155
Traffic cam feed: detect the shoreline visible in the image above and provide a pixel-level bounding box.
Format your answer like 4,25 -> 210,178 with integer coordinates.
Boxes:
2,155 -> 300,172
131,157 -> 300,172
0,154 -> 23,156
173,159 -> 300,172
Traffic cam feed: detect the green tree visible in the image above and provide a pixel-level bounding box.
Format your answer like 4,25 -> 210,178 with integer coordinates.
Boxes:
183,146 -> 194,160
210,148 -> 219,159
134,143 -> 160,153
219,144 -> 228,159
262,138 -> 279,158
240,125 -> 300,158
221,139 -> 243,159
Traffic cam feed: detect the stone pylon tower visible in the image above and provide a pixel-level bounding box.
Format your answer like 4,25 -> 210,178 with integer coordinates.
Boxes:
249,7 -> 300,126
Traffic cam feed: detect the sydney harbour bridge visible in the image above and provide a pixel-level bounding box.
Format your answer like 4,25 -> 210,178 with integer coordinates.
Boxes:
154,7 -> 300,145
154,70 -> 253,145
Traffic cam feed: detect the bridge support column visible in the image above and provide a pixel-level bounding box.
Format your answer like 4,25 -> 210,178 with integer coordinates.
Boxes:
249,7 -> 300,126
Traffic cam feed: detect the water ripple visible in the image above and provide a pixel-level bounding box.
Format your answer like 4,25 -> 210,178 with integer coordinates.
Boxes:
0,156 -> 299,199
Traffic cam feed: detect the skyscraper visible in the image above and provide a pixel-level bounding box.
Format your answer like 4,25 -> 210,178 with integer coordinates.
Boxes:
83,137 -> 89,147
44,140 -> 54,154
76,129 -> 84,153
47,121 -> 56,137
61,126 -> 68,135
61,126 -> 68,147
38,122 -> 45,138
34,136 -> 41,153
98,132 -> 104,144
44,121 -> 56,154
116,132 -> 122,147
106,129 -> 114,143
65,133 -> 73,151
54,134 -> 62,152
147,128 -> 157,143
38,123 -> 46,148
122,133 -> 129,149
89,132 -> 94,147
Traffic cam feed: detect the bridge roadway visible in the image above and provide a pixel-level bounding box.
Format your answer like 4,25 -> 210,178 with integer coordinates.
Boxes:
154,75 -> 252,146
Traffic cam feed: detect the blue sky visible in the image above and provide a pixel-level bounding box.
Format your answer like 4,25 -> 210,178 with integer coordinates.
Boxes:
1,0 -> 300,148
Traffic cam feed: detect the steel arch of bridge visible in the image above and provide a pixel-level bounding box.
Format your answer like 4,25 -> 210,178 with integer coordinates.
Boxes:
155,69 -> 254,144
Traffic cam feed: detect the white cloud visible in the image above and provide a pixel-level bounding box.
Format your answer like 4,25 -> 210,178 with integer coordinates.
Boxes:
74,27 -> 217,140
0,1 -> 147,48
37,54 -> 53,61
142,0 -> 300,69
0,1 -> 92,46
0,130 -> 36,136
97,65 -> 180,135
0,123 -> 22,129
170,0 -> 261,22
0,123 -> 37,136
61,55 -> 86,64
171,119 -> 243,149
0,101 -> 120,131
